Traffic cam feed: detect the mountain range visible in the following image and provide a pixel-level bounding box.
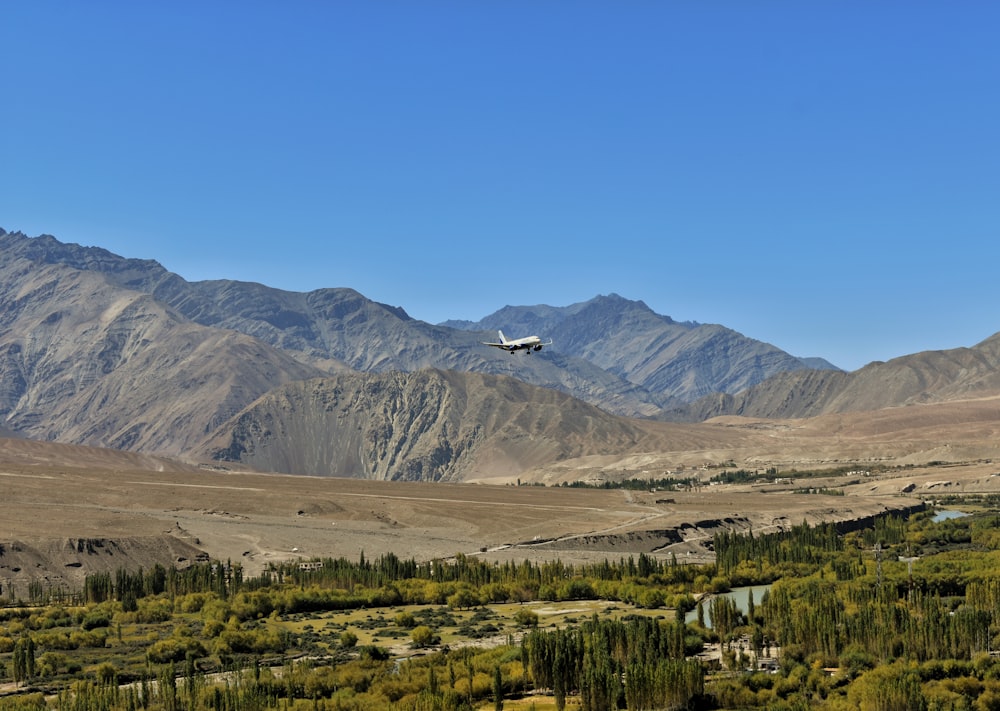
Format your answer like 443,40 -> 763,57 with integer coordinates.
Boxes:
2,227 -> 998,481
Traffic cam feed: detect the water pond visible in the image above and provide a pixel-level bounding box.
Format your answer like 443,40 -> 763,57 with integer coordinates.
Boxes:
686,584 -> 772,628
932,509 -> 970,522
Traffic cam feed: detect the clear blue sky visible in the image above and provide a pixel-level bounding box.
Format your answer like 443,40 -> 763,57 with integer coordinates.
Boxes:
3,3 -> 998,372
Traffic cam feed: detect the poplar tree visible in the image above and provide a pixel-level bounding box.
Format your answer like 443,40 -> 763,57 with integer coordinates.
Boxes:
493,664 -> 503,711
12,636 -> 35,685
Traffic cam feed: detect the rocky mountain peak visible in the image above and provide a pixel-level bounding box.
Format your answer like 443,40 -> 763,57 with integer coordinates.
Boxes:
5,228 -> 994,483
1,229 -> 169,290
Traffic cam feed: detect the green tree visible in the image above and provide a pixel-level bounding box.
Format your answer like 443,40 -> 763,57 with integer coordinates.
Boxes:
158,662 -> 178,711
448,588 -> 480,610
493,664 -> 504,711
12,636 -> 35,686
96,662 -> 117,685
848,662 -> 927,711
411,625 -> 438,648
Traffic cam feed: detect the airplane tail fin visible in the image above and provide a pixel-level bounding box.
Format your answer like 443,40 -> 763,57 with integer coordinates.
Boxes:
498,330 -> 507,344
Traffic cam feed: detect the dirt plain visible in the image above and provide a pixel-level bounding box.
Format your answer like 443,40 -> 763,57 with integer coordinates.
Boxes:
2,394 -> 1000,594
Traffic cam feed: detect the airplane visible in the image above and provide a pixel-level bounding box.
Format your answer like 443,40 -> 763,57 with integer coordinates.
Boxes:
481,330 -> 553,354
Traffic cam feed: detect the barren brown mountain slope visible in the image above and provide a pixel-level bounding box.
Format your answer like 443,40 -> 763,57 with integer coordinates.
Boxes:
5,230 -> 1000,475
0,252 -> 330,455
0,230 -> 667,420
205,369 -> 678,481
671,333 -> 1000,421
453,294 -> 838,402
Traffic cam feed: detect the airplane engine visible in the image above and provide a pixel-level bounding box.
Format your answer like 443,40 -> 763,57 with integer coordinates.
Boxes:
533,344 -> 543,351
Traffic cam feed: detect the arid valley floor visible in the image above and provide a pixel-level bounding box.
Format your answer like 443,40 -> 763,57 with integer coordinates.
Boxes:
3,395 -> 1000,594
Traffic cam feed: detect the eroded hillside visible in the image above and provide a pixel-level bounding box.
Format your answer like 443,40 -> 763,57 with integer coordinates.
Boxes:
206,369 -> 661,480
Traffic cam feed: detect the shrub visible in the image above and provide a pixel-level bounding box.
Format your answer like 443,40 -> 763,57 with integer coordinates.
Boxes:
411,625 -> 439,648
513,609 -> 539,628
81,612 -> 110,631
147,637 -> 207,664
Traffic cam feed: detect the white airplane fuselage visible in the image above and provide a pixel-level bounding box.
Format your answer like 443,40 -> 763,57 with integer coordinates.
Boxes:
482,330 -> 552,354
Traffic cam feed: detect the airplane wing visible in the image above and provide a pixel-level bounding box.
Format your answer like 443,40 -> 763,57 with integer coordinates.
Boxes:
481,341 -> 510,349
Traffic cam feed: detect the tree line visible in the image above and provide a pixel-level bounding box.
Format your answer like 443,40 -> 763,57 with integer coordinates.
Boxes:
8,507 -> 1000,708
